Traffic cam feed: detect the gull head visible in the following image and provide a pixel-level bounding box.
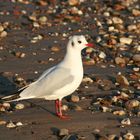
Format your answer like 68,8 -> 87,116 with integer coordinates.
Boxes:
67,35 -> 93,52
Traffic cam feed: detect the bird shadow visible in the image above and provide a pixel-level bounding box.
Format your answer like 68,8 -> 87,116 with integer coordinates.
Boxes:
25,100 -> 56,117
0,74 -> 18,97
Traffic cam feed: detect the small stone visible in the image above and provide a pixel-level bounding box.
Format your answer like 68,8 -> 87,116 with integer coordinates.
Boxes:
38,16 -> 47,25
116,74 -> 129,86
133,67 -> 139,72
101,106 -> 111,112
132,9 -> 140,16
0,120 -> 7,125
61,105 -> 68,111
0,25 -> 4,32
112,17 -> 123,24
14,52 -> 25,58
103,12 -> 110,17
6,121 -> 16,128
120,37 -> 132,45
68,0 -> 79,6
51,46 -> 60,52
115,57 -> 126,66
108,26 -> 115,31
71,95 -> 80,103
133,54 -> 140,62
134,45 -> 140,51
99,51 -> 106,59
121,118 -> 131,125
2,102 -> 11,109
15,103 -> 25,110
86,47 -> 94,53
0,106 -> 6,112
33,22 -> 40,28
123,132 -> 135,140
82,76 -> 93,83
106,19 -> 113,25
0,31 -> 7,38
29,15 -> 37,21
59,128 -> 69,136
74,105 -> 82,111
127,25 -> 137,31
125,100 -> 140,110
16,122 -> 23,126
108,134 -> 117,140
113,110 -> 126,116
96,36 -> 101,43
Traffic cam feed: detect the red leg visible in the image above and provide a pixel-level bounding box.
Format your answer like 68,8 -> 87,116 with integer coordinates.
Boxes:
55,99 -> 70,119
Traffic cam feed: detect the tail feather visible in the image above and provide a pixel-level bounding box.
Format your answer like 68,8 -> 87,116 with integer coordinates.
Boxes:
0,86 -> 28,102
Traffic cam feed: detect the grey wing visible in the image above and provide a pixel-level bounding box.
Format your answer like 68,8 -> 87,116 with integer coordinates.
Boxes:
19,66 -> 74,99
37,66 -> 56,81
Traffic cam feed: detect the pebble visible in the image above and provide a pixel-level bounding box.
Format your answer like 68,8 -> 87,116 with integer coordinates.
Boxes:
132,9 -> 140,16
59,128 -> 69,136
112,17 -> 123,24
108,26 -> 115,31
15,103 -> 25,110
133,54 -> 140,62
0,25 -> 4,32
33,22 -> 40,28
120,37 -> 132,45
113,110 -> 126,116
68,0 -> 79,6
82,76 -> 93,83
127,25 -> 137,31
125,99 -> 140,110
0,120 -> 7,125
121,118 -> 131,125
38,16 -> 47,25
71,95 -> 80,103
16,122 -> 23,126
123,132 -> 135,140
115,57 -> 126,66
116,74 -> 129,86
74,105 -> 82,111
14,52 -> 26,58
50,46 -> 60,52
96,36 -> 101,43
0,31 -> 7,38
2,102 -> 11,109
107,134 -> 117,140
101,106 -> 111,112
0,106 -> 6,112
99,51 -> 106,59
61,105 -> 68,111
103,12 -> 110,17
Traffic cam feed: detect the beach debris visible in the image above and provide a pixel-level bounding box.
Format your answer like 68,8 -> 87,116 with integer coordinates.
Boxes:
6,121 -> 16,128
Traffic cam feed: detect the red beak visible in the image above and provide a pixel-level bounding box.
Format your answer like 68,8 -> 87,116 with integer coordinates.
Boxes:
85,43 -> 94,47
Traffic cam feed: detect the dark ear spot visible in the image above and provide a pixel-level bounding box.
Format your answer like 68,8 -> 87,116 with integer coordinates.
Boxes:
71,41 -> 74,47
78,40 -> 82,44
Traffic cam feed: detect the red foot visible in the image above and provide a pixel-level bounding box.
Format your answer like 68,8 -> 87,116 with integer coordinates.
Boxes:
57,114 -> 71,120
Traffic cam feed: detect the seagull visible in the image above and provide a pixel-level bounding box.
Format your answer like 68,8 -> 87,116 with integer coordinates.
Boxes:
2,35 -> 93,119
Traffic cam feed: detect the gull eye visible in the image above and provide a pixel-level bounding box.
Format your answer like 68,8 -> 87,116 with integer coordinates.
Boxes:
78,40 -> 82,44
71,41 -> 74,46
